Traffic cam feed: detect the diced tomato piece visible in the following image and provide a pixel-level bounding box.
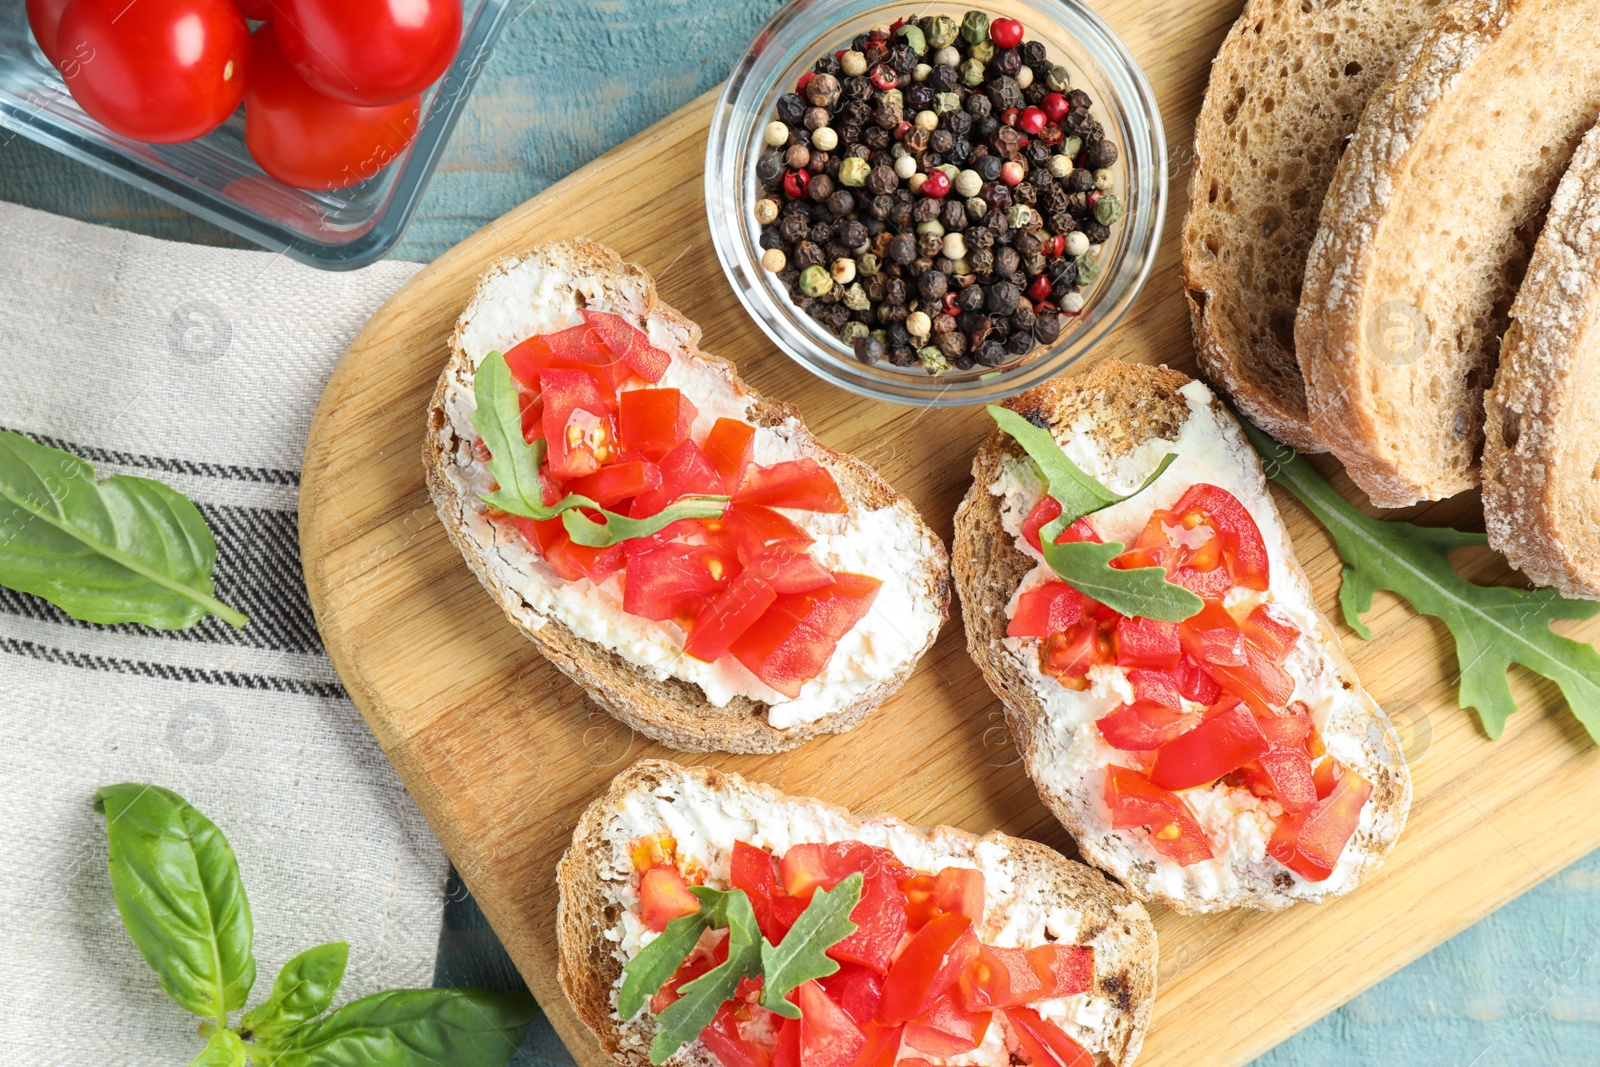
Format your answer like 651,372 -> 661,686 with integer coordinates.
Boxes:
685,571 -> 778,663
705,418 -> 758,493
1245,704 -> 1318,813
1178,601 -> 1248,666
1127,669 -> 1183,711
1028,945 -> 1093,998
731,841 -> 787,944
900,873 -> 939,931
772,1015 -> 802,1067
830,871 -> 907,975
1021,497 -> 1101,552
774,842 -> 910,973
623,540 -> 736,624
847,1022 -> 902,1067
632,438 -> 725,517
1004,1007 -> 1094,1067
541,368 -> 616,478
1095,702 -> 1201,750
778,843 -> 833,900
1168,561 -> 1235,599
1008,582 -> 1085,639
1180,602 -> 1293,714
702,1002 -> 774,1067
652,942 -> 721,1014
1149,699 -> 1270,790
903,993 -> 991,1056
537,323 -> 635,394
512,516 -> 624,584
721,503 -> 814,562
1312,758 -> 1339,799
1204,643 -> 1295,715
1269,766 -> 1373,881
731,575 -> 882,698
930,867 -> 984,924
821,965 -> 884,1026
878,913 -> 979,1024
1242,604 -> 1301,660
640,866 -> 699,932
745,547 -> 834,595
502,334 -> 551,390
793,981 -> 866,1067
1172,653 -> 1222,704
582,309 -> 671,382
956,945 -> 1046,1012
618,388 -> 696,461
1102,765 -> 1214,866
1113,616 -> 1181,670
1171,484 -> 1269,591
738,459 -> 847,513
569,460 -> 662,508
1040,624 -> 1113,687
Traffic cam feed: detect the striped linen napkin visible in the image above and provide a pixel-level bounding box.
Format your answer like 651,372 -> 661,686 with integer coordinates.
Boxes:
0,201 -> 451,1064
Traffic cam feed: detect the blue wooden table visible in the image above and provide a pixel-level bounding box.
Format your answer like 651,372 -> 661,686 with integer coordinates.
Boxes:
5,2 -> 1597,1062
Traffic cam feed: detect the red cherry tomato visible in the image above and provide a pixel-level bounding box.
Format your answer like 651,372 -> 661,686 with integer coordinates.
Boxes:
26,0 -> 72,67
273,0 -> 462,105
58,0 -> 250,143
245,24 -> 422,190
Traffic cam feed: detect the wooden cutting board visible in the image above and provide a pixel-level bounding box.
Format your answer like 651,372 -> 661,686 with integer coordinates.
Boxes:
299,1 -> 1600,1062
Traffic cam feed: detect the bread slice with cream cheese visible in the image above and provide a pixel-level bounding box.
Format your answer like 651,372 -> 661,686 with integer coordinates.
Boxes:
556,759 -> 1158,1067
424,239 -> 949,753
951,360 -> 1410,912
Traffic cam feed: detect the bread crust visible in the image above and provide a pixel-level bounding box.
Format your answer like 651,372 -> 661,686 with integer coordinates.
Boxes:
1181,0 -> 1439,454
950,360 -> 1411,912
1484,123 -> 1600,599
423,239 -> 949,753
1295,0 -> 1600,507
556,759 -> 1159,1067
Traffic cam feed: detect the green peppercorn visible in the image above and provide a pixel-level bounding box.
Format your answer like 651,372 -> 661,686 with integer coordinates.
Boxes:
925,14 -> 958,48
838,156 -> 871,187
1047,64 -> 1071,92
1077,253 -> 1102,286
916,219 -> 946,238
1061,135 -> 1083,159
1006,204 -> 1034,229
1093,194 -> 1125,225
958,58 -> 986,87
969,40 -> 996,64
919,345 -> 950,372
935,91 -> 962,114
798,264 -> 834,297
841,320 -> 869,345
959,10 -> 989,44
857,252 -> 882,276
842,282 -> 871,310
966,195 -> 988,218
895,23 -> 927,54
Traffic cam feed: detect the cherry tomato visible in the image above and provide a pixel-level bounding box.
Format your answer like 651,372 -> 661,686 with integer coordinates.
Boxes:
273,0 -> 463,105
26,0 -> 72,67
244,24 -> 421,190
58,0 -> 250,143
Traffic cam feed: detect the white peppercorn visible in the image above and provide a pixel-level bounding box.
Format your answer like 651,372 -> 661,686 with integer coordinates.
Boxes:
1048,155 -> 1072,179
907,172 -> 927,194
830,257 -> 856,284
931,45 -> 960,68
950,256 -> 971,276
841,49 -> 867,76
914,109 -> 938,131
966,195 -> 987,217
761,248 -> 787,272
764,121 -> 789,147
1065,231 -> 1090,256
1093,167 -> 1115,192
954,169 -> 982,197
894,154 -> 918,179
812,126 -> 839,152
942,232 -> 967,260
754,198 -> 779,225
1015,65 -> 1033,89
906,310 -> 932,337
1060,291 -> 1085,313
913,63 -> 931,82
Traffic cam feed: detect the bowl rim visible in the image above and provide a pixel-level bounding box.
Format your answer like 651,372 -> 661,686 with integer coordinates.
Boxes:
705,0 -> 1167,406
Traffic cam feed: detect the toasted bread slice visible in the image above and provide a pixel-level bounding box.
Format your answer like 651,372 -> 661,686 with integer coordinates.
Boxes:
424,239 -> 949,753
1484,123 -> 1600,598
1181,0 -> 1441,453
1295,0 -> 1600,507
556,759 -> 1158,1067
950,360 -> 1411,912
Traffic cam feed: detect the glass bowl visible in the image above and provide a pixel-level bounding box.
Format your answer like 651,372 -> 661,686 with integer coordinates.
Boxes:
0,0 -> 511,270
706,0 -> 1166,406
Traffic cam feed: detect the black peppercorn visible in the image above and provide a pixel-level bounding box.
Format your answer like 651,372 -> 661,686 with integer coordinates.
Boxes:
958,284 -> 986,312
808,222 -> 834,245
806,73 -> 841,108
1026,141 -> 1051,166
1066,168 -> 1095,192
890,42 -> 917,73
930,129 -> 954,155
903,124 -> 931,152
986,75 -> 1022,112
937,331 -> 967,362
843,77 -> 872,103
912,197 -> 941,223
1013,182 -> 1036,206
779,214 -> 809,243
989,313 -> 1011,338
1005,330 -> 1034,355
880,302 -> 908,325
886,322 -> 911,349
883,275 -> 909,304
854,334 -> 885,363
888,199 -> 914,229
793,241 -> 826,269
933,311 -> 958,334
965,93 -> 991,118
941,199 -> 968,231
808,173 -> 835,202
967,313 -> 993,347
919,150 -> 942,171
863,125 -> 891,150
974,340 -> 1007,367
1034,312 -> 1062,344
918,269 -> 949,302
1083,220 -> 1111,244
839,219 -> 868,248
1083,138 -> 1119,170
987,282 -> 1020,314
759,226 -> 784,251
915,232 -> 940,258
967,247 -> 995,275
906,84 -> 935,111
870,193 -> 894,219
827,189 -> 855,216
776,93 -> 805,125
1030,167 -> 1053,190
757,150 -> 785,183
973,115 -> 999,141
842,99 -> 871,125
888,346 -> 917,367
1067,89 -> 1092,111
991,48 -> 1022,79
982,181 -> 1012,212
1015,231 -> 1042,257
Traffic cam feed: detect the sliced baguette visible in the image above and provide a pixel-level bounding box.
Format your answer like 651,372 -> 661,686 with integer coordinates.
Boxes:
424,239 -> 949,754
1181,0 -> 1442,453
1483,123 -> 1600,598
556,758 -> 1158,1067
951,359 -> 1411,912
1296,0 -> 1600,507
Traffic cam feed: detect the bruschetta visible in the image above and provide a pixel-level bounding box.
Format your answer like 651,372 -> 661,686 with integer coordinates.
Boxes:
556,759 -> 1158,1067
952,359 -> 1411,912
424,239 -> 949,753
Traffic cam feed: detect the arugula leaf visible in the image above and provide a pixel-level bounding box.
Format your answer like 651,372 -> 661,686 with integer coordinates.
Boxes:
1241,418 -> 1600,740
95,784 -> 256,1027
650,891 -> 763,1064
188,1028 -> 245,1067
616,886 -> 731,1021
0,431 -> 247,629
241,942 -> 348,1042
471,350 -> 729,548
987,406 -> 1201,621
254,988 -> 536,1066
759,872 -> 862,1018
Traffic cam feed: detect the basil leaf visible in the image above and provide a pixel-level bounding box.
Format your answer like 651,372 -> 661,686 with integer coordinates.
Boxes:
617,885 -> 733,1021
759,872 -> 862,1018
987,406 -> 1200,621
241,942 -> 348,1042
95,784 -> 255,1025
188,1028 -> 245,1067
0,431 -> 247,629
470,350 -> 729,545
254,988 -> 535,1066
651,892 -> 763,1064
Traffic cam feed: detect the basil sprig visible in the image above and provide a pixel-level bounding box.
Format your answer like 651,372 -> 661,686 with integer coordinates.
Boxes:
0,431 -> 247,629
96,784 -> 535,1066
619,873 -> 864,1064
470,351 -> 728,549
988,405 -> 1203,622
